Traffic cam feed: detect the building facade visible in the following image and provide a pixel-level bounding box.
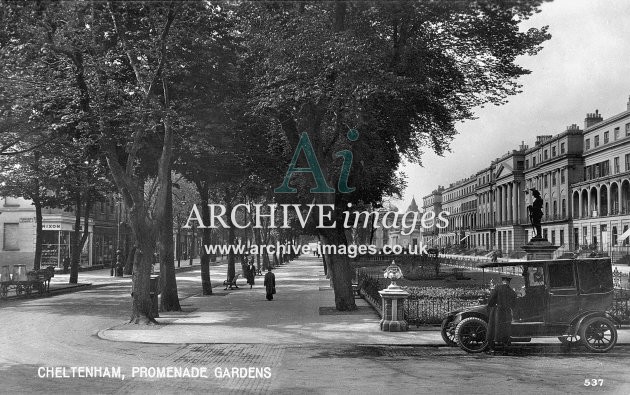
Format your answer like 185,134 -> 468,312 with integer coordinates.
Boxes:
0,196 -> 120,269
523,125 -> 584,251
421,187 -> 444,247
423,95 -> 630,262
571,104 -> 630,258
439,175 -> 477,248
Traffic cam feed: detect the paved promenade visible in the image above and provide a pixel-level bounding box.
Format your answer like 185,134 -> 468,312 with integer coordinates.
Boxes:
98,255 -> 630,346
99,255 -> 444,344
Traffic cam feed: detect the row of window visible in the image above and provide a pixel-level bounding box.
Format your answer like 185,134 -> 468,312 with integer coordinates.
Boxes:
526,169 -> 567,191
577,224 -> 630,247
585,123 -> 630,150
584,154 -> 630,181
525,142 -> 567,170
444,184 -> 476,202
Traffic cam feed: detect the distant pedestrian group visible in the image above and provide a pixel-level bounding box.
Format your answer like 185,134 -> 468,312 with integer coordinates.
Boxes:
241,256 -> 277,300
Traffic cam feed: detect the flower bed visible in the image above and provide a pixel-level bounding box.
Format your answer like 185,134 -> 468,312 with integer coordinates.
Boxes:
357,272 -> 491,326
403,285 -> 490,300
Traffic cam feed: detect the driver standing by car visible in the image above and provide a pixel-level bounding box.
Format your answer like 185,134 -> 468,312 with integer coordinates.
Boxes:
486,275 -> 517,354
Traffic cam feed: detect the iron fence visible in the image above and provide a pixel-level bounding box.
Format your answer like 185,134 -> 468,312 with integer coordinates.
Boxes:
357,269 -> 487,326
404,297 -> 483,326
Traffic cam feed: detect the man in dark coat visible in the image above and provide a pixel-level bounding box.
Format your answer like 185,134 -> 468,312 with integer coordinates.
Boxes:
246,258 -> 256,289
486,275 -> 517,352
264,267 -> 275,301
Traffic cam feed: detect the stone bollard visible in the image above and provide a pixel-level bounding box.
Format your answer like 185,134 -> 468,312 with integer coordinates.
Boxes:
379,260 -> 409,332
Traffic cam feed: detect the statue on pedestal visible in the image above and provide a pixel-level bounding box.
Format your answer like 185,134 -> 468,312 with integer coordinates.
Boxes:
526,188 -> 543,240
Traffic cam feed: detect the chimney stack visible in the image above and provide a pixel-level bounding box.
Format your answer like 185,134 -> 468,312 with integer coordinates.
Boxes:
627,95 -> 630,111
518,140 -> 528,150
584,109 -> 603,129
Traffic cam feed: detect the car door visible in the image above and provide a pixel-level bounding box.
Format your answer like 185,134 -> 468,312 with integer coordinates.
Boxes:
546,261 -> 579,324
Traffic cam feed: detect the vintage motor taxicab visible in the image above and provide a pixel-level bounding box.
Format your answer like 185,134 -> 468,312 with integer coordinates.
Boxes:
441,258 -> 617,353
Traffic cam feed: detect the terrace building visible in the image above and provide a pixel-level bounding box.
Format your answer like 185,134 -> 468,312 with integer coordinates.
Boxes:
472,166 -> 495,250
439,175 -> 477,248
571,100 -> 630,260
419,94 -> 630,262
492,147 -> 528,254
523,126 -> 584,250
421,186 -> 443,247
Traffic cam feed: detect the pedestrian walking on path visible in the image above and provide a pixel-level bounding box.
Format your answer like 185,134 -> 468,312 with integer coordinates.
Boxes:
486,275 -> 516,353
246,258 -> 256,289
264,267 -> 275,301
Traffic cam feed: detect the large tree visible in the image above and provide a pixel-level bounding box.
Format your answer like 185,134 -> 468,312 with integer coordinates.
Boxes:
240,0 -> 551,310
0,1 -> 212,321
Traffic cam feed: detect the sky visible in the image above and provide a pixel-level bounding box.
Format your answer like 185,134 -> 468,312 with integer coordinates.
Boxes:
393,0 -> 630,211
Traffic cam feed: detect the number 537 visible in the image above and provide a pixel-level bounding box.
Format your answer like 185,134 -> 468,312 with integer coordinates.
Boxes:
584,379 -> 603,387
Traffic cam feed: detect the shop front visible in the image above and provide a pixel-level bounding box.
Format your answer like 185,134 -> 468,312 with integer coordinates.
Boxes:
40,222 -> 92,268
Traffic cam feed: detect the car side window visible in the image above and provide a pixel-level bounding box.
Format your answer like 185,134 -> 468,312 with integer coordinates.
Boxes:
548,263 -> 575,288
577,260 -> 613,293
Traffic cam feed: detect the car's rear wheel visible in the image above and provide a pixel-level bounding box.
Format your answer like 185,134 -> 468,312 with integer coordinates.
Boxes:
579,317 -> 617,353
455,317 -> 488,353
441,317 -> 457,347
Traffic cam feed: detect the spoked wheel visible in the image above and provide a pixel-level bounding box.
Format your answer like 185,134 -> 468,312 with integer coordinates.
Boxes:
455,317 -> 488,353
579,317 -> 617,353
441,318 -> 457,347
558,334 -> 580,345
15,284 -> 23,296
0,284 -> 7,299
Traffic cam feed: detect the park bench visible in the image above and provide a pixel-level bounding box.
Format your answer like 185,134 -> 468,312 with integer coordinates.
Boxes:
223,273 -> 240,290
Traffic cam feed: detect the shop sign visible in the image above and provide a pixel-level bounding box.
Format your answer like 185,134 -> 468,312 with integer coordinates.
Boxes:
43,224 -> 62,230
19,217 -> 34,223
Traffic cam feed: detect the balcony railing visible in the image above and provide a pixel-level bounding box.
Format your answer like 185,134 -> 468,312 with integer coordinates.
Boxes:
542,214 -> 571,223
575,208 -> 629,219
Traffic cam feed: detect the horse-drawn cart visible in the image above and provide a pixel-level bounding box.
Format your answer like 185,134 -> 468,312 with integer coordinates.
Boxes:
0,265 -> 55,299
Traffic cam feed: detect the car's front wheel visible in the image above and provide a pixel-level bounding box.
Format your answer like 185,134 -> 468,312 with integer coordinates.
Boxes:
455,317 -> 488,353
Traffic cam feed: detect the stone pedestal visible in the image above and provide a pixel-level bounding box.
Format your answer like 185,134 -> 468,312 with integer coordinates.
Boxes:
379,285 -> 409,332
521,238 -> 559,260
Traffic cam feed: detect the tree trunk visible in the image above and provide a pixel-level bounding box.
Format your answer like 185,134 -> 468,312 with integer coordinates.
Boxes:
225,191 -> 236,281
129,214 -> 158,324
124,234 -> 135,275
320,228 -> 356,311
253,226 -> 262,273
33,197 -> 42,271
69,193 -> 82,284
158,169 -> 180,312
198,182 -> 212,295
227,224 -> 236,281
